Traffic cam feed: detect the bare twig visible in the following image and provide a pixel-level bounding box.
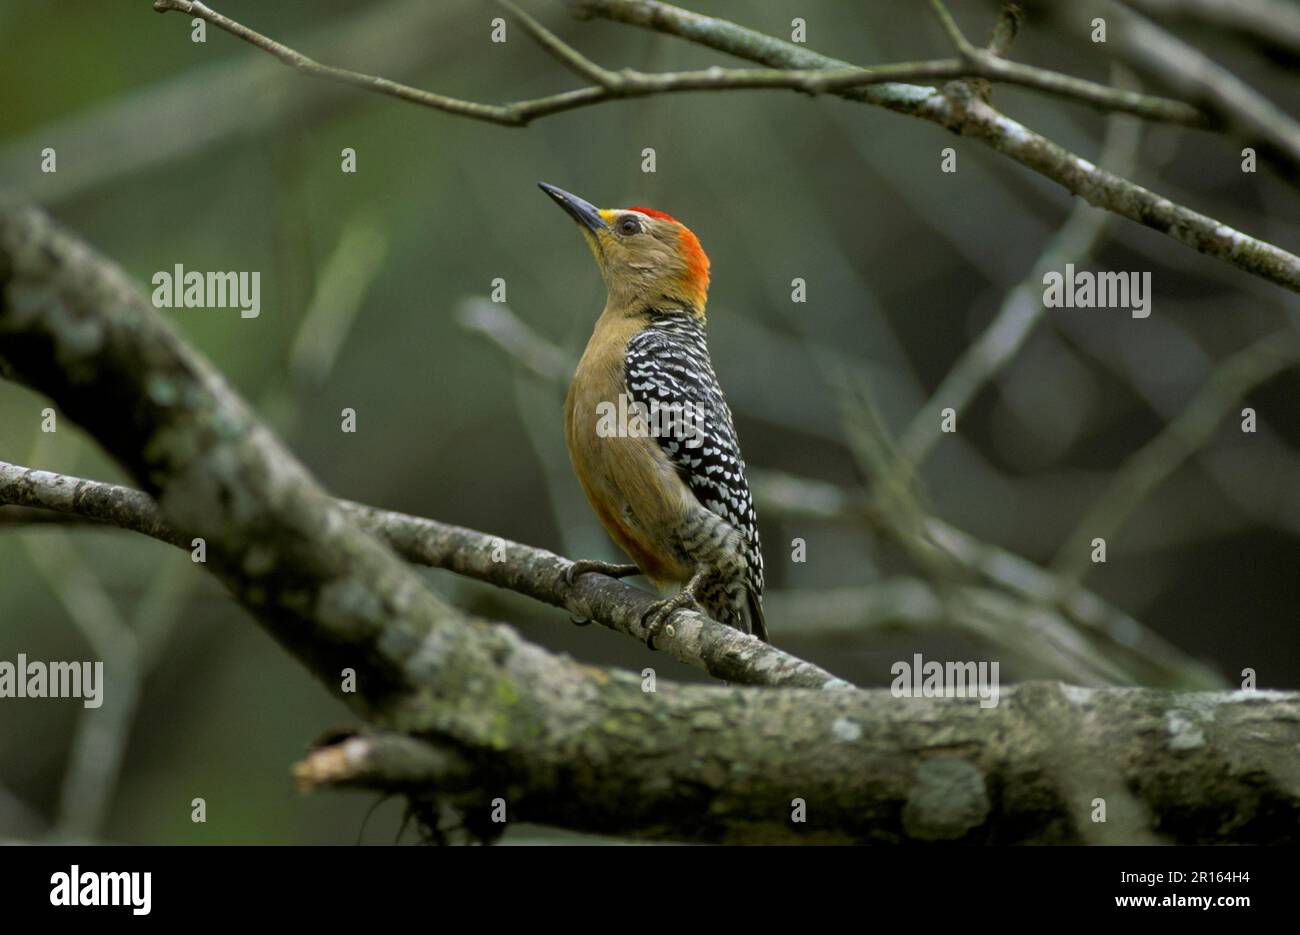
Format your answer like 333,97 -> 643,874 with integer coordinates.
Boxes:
568,0 -> 1300,292
826,359 -> 1228,691
149,0 -> 590,127
895,82 -> 1144,471
929,0 -> 980,57
1051,330 -> 1300,585
745,468 -> 1224,689
146,0 -> 1300,291
456,297 -> 571,383
152,0 -> 1203,125
768,580 -> 1139,686
23,536 -> 142,839
1122,0 -> 1300,59
292,731 -> 477,793
16,434 -> 144,841
1036,0 -> 1300,176
985,2 -> 1024,57
0,0 -> 454,203
1054,313 -> 1300,541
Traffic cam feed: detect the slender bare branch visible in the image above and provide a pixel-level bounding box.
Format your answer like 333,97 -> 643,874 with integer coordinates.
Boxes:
895,92 -> 1144,471
1051,330 -> 1300,585
567,0 -> 1300,293
151,0 -> 1203,125
1122,0 -> 1300,59
0,1 -> 454,204
750,470 -> 1225,690
0,459 -> 848,690
292,730 -> 478,795
985,2 -> 1025,57
929,0 -> 1197,123
928,0 -> 979,57
147,0 -> 1300,289
150,0 -> 610,126
1041,0 -> 1300,175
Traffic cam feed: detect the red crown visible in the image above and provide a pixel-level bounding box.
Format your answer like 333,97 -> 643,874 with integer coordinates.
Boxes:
628,206 -> 681,224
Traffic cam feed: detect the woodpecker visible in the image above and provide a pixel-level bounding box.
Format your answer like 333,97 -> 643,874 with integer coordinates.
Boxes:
539,182 -> 768,645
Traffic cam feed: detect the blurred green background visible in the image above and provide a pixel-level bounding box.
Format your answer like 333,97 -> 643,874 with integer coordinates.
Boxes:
2,0 -> 1298,843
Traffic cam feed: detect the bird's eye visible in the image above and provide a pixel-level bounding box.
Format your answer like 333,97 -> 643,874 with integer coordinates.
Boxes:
618,216 -> 641,236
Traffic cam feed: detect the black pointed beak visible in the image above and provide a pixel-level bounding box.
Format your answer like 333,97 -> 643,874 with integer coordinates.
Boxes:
538,182 -> 607,234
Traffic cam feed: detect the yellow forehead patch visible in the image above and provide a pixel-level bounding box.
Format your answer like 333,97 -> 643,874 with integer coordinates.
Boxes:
599,209 -> 617,225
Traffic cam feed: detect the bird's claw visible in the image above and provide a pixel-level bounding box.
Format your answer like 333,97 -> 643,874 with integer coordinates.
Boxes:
562,560 -> 641,587
640,592 -> 701,649
562,561 -> 641,627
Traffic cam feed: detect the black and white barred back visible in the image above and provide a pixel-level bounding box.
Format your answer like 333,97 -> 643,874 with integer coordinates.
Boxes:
625,310 -> 766,638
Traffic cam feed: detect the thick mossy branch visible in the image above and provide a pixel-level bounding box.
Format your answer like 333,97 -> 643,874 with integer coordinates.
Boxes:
302,683 -> 1300,845
0,195 -> 549,738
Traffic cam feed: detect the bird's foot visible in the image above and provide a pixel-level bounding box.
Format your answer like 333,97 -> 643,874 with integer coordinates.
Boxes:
640,589 -> 702,649
562,560 -> 641,587
561,560 -> 641,627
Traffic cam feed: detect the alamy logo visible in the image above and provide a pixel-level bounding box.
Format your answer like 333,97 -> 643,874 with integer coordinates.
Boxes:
890,653 -> 1000,709
0,654 -> 102,708
595,393 -> 704,445
151,263 -> 261,319
50,866 -> 151,915
1043,263 -> 1151,318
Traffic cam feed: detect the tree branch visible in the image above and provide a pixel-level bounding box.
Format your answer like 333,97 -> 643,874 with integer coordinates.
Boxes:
0,506 -> 108,529
1121,0 -> 1300,60
567,0 -> 1300,293
150,0 -> 1203,127
6,458 -> 1200,689
748,469 -> 1224,691
1046,0 -> 1300,177
147,0 -> 1300,291
1051,329 -> 1300,584
2,0 -> 459,204
985,1 -> 1025,58
0,460 -> 846,690
149,0 -> 595,127
894,90 -> 1143,472
297,683 -> 1300,845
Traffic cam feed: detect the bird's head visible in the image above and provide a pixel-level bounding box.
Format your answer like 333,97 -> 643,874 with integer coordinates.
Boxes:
539,182 -> 710,316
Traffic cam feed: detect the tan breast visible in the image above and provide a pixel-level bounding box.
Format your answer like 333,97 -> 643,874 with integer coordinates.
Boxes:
564,308 -> 694,587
